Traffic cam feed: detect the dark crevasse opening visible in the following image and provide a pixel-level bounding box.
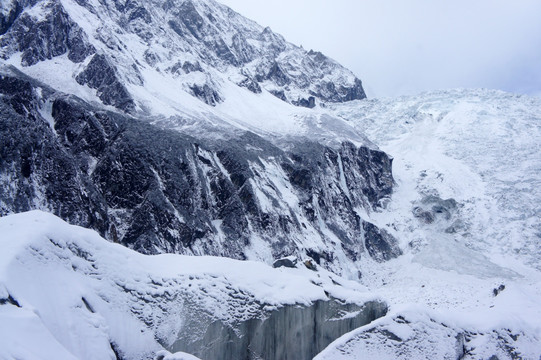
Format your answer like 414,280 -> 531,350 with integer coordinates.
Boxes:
170,299 -> 388,360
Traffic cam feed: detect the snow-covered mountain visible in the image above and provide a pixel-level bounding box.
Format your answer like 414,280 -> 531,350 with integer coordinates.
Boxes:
331,89 -> 541,272
0,65 -> 394,279
0,0 -> 398,280
1,0 -> 541,358
0,0 -> 365,114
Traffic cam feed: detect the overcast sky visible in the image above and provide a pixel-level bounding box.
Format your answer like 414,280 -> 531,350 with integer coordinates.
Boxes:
219,0 -> 541,98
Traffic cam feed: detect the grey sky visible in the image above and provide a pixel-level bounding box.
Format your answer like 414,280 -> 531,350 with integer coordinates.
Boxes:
218,0 -> 541,98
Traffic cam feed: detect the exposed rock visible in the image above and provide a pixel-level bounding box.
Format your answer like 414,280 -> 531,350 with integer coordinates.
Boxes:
273,256 -> 297,268
0,1 -> 22,36
182,61 -> 203,74
266,62 -> 290,87
292,96 -> 316,109
237,75 -> 261,94
0,291 -> 21,307
445,220 -> 465,234
0,72 -> 110,236
413,195 -> 458,224
413,206 -> 435,224
0,70 -> 394,274
363,221 -> 402,262
269,89 -> 287,101
303,259 -> 317,271
189,83 -> 222,106
493,284 -> 505,297
76,54 -> 135,112
0,1 -> 95,65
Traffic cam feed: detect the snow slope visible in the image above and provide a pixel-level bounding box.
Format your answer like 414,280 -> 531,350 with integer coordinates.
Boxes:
0,211 -> 382,360
315,305 -> 541,360
316,88 -> 541,359
1,207 -> 540,359
331,89 -> 541,270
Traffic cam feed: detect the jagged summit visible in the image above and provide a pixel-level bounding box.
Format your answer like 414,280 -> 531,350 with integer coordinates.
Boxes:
0,0 -> 366,116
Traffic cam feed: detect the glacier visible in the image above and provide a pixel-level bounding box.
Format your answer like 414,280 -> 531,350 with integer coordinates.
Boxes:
0,0 -> 541,358
0,211 -> 387,360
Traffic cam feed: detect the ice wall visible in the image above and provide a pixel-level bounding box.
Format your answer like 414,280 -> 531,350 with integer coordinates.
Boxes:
170,299 -> 387,360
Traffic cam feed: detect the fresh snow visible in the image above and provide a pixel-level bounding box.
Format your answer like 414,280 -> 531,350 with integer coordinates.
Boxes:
1,0 -> 541,357
330,89 -> 541,270
155,350 -> 202,360
2,208 -> 540,359
318,89 -> 541,359
0,211 -> 379,360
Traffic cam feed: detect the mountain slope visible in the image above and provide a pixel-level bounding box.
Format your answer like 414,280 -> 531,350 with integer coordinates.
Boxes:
330,89 -> 541,271
0,66 -> 394,278
317,88 -> 541,359
1,0 -> 541,358
0,0 -> 393,278
0,0 -> 365,117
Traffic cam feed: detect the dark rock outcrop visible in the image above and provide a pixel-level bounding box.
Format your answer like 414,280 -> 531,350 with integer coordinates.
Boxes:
0,1 -> 95,66
0,69 -> 394,272
189,83 -> 222,106
292,96 -> 316,109
238,76 -> 262,94
272,256 -> 297,268
363,221 -> 402,262
0,1 -> 22,36
0,72 -> 109,235
76,54 -> 135,113
412,195 -> 463,234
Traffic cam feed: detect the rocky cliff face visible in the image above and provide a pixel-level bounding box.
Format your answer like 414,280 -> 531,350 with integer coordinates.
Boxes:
0,67 -> 394,275
0,0 -> 394,277
0,0 -> 365,112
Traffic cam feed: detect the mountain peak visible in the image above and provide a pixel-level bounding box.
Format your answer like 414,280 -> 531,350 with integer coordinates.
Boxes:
0,0 -> 366,116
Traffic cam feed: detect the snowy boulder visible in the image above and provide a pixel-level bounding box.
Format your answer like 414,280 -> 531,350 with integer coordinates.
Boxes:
155,350 -> 201,360
413,195 -> 458,223
272,256 -> 297,268
303,258 -> 318,271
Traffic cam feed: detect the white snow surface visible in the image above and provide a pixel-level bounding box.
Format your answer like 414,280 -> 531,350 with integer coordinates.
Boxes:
318,88 -> 541,359
331,89 -> 541,270
155,350 -> 202,360
0,211 -> 378,360
315,305 -> 541,360
2,0 -> 541,355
